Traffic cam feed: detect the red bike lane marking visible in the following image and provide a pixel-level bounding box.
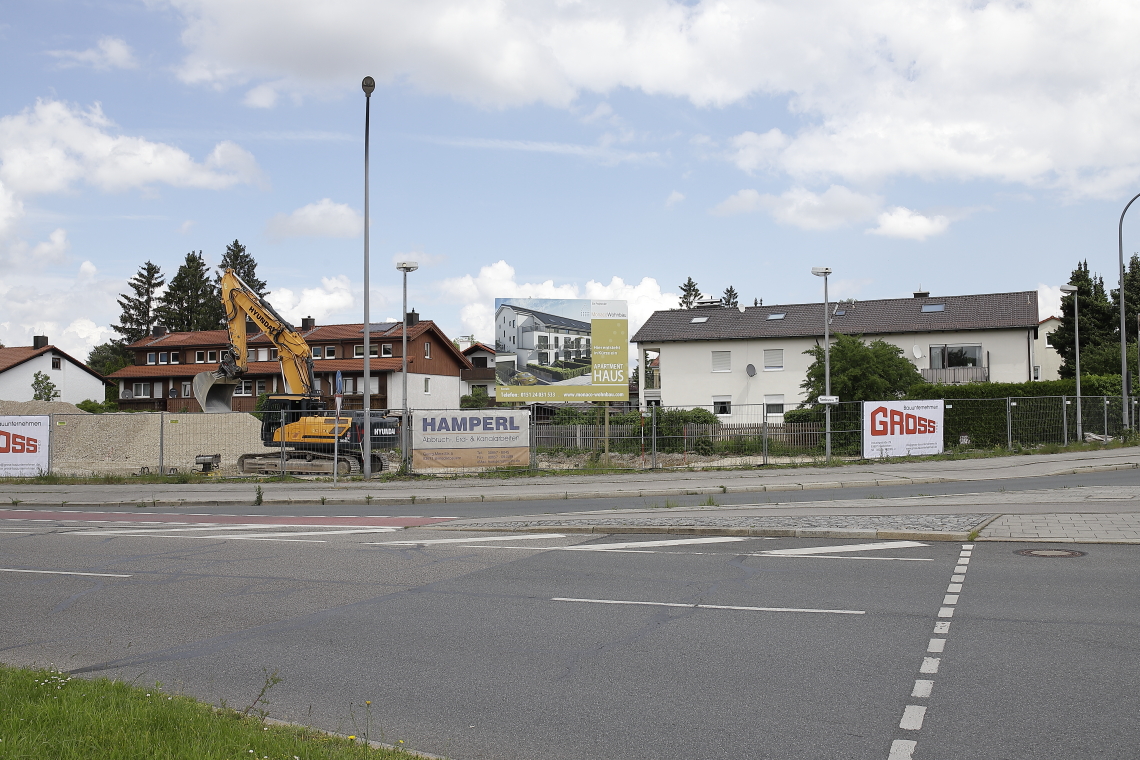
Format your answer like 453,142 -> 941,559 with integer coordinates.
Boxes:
0,510 -> 454,527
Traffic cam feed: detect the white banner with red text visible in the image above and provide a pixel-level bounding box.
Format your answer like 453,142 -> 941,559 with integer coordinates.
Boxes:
862,401 -> 944,459
0,416 -> 50,476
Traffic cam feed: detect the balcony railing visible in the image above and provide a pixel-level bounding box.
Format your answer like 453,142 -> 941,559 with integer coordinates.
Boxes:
461,368 -> 497,383
921,366 -> 989,384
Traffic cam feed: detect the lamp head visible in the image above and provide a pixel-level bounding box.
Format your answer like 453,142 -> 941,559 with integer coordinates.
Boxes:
361,76 -> 376,96
396,261 -> 419,273
1059,284 -> 1077,293
811,267 -> 832,277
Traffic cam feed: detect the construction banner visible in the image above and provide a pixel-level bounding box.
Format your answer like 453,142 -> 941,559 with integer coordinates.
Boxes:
862,400 -> 944,459
412,410 -> 530,470
0,416 -> 50,476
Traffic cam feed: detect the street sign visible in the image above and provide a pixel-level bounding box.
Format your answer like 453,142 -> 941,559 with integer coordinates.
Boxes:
818,396 -> 840,405
335,371 -> 343,396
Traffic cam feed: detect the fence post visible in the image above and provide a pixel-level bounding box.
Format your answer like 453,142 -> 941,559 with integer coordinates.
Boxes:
1062,396 -> 1068,446
279,409 -> 287,476
530,409 -> 537,471
651,405 -> 657,469
762,415 -> 768,466
158,411 -> 165,475
1104,397 -> 1109,438
1006,397 -> 1013,450
48,413 -> 54,475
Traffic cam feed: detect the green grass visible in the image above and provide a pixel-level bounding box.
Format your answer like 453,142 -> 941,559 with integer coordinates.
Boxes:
0,665 -> 417,760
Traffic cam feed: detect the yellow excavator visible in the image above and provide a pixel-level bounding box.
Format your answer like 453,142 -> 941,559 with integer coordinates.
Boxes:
193,269 -> 397,475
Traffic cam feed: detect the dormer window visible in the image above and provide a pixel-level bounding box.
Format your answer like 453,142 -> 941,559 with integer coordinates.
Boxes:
767,313 -> 786,320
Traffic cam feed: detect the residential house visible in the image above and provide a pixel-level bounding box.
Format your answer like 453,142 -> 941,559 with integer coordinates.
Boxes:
632,290 -> 1042,418
461,341 -> 497,399
108,314 -> 473,412
1034,316 -> 1063,381
0,337 -> 108,404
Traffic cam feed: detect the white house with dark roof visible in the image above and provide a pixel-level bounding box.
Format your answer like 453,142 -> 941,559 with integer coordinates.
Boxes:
631,290 -> 1045,417
0,337 -> 108,403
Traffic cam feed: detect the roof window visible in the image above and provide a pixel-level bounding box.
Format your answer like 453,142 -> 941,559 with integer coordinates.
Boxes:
921,304 -> 945,313
766,313 -> 786,320
834,309 -> 846,316
690,316 -> 709,323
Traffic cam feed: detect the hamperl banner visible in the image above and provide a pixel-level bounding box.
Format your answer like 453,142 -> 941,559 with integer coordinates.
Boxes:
862,400 -> 944,459
412,410 -> 531,469
0,416 -> 50,476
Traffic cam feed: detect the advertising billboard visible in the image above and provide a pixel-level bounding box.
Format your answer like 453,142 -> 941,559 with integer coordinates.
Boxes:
493,298 -> 628,403
0,416 -> 50,476
862,400 -> 944,459
412,410 -> 530,469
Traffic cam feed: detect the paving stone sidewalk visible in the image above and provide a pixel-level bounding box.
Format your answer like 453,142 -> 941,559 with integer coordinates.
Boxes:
980,513 -> 1140,543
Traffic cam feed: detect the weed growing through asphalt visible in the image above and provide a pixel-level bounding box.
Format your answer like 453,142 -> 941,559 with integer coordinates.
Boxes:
699,495 -> 719,506
240,668 -> 283,719
254,485 -> 264,506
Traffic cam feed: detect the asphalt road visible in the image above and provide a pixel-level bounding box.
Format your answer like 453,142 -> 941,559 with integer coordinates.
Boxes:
2,515 -> 1137,759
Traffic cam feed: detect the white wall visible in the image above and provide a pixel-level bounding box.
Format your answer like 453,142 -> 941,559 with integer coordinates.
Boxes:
1034,318 -> 1063,381
387,372 -> 462,410
0,353 -> 106,404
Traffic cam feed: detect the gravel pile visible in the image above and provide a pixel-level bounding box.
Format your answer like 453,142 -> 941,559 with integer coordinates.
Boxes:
49,412 -> 266,476
0,400 -> 88,416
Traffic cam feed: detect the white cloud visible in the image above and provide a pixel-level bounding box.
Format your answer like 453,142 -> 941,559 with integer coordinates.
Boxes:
664,190 -> 685,208
266,275 -> 355,324
244,83 -> 279,108
391,251 -> 447,269
1038,283 -> 1064,320
48,36 -> 138,70
866,207 -> 952,241
265,199 -> 363,241
166,0 -> 1140,196
178,220 -> 195,234
0,263 -> 121,358
427,136 -> 658,165
713,185 -> 881,230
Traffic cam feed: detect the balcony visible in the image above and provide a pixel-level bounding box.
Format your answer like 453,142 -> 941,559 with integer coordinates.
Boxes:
921,366 -> 989,384
461,368 -> 497,383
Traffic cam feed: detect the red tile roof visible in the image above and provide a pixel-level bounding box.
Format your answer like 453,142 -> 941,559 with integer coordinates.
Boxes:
0,345 -> 109,384
463,342 -> 495,355
108,357 -> 427,379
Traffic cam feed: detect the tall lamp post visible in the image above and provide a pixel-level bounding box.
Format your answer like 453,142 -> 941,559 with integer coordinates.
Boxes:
361,76 -> 375,479
812,266 -> 833,463
1060,283 -> 1082,440
1119,193 -> 1140,430
396,261 -> 418,472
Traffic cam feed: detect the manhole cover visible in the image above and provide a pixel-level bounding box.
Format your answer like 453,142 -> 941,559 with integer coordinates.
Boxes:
1015,548 -> 1086,558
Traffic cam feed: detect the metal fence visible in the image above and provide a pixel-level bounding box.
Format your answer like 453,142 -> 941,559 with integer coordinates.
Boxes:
30,396 -> 1140,477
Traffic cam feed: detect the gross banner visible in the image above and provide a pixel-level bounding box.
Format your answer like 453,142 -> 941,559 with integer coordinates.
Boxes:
862,400 -> 944,459
412,410 -> 530,469
0,416 -> 50,476
493,298 -> 628,403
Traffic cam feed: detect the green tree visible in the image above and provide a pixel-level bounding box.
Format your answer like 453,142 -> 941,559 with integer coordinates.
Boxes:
112,261 -> 165,343
722,286 -> 739,308
31,371 -> 60,401
87,342 -> 132,376
1109,253 -> 1140,345
460,386 -> 491,409
1053,260 -> 1118,378
217,239 -> 267,299
157,252 -> 226,332
800,333 -> 923,405
678,277 -> 701,309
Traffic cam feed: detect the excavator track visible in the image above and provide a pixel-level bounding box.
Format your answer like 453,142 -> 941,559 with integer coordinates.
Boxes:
236,450 -> 386,476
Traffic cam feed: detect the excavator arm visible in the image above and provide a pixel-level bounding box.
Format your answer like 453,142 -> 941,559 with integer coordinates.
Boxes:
193,269 -> 316,412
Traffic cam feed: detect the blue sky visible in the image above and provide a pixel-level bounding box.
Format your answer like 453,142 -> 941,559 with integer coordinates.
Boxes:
3,0 -> 1139,360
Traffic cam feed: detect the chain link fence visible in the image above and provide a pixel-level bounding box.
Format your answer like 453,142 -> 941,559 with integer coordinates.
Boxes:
33,395 -> 1139,477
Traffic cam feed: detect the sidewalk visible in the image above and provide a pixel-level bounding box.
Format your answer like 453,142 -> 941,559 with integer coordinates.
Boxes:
1,447 -> 1138,508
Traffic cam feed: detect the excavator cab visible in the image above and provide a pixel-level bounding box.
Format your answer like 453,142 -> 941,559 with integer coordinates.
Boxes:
257,395 -> 328,446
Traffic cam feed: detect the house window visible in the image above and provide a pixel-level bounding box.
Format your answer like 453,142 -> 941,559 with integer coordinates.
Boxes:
381,344 -> 392,357
711,351 -> 731,372
207,350 -> 218,362
472,356 -> 488,368
181,382 -> 191,398
1034,365 -> 1041,381
354,345 -> 379,358
158,352 -> 168,364
763,349 -> 784,371
247,348 -> 256,361
196,351 -> 205,363
270,348 -> 279,360
921,304 -> 945,313
767,313 -> 786,320
233,380 -> 254,396
713,396 -> 731,415
424,342 -> 432,359
424,377 -> 431,394
690,316 -> 709,324
170,352 -> 179,364
325,346 -> 335,359
132,382 -> 152,398
929,344 -> 982,369
256,379 -> 266,395
51,357 -> 61,370
312,347 -> 321,359
764,394 -> 785,415
257,348 -> 269,362
147,352 -> 156,365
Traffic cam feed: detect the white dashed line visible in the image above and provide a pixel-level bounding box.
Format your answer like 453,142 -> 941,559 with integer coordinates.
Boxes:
919,657 -> 940,674
943,594 -> 959,604
927,639 -> 946,653
899,705 -> 927,731
375,533 -> 567,545
888,739 -> 917,759
0,568 -> 131,578
947,583 -> 963,592
551,597 -> 865,615
933,621 -> 950,634
937,607 -> 955,618
911,680 -> 933,698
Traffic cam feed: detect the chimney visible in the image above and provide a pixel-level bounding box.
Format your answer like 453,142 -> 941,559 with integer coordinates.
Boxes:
301,316 -> 316,331
405,310 -> 419,327
151,325 -> 167,338
33,335 -> 48,349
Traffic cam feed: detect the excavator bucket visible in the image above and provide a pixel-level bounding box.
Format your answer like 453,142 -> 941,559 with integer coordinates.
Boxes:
193,371 -> 238,413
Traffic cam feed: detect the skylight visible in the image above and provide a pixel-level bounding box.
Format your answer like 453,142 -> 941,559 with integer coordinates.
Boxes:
690,316 -> 709,323
767,313 -> 786,320
834,309 -> 846,316
921,304 -> 945,313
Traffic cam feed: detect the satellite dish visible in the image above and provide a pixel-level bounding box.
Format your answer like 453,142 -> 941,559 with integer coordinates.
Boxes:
738,304 -> 746,313
122,389 -> 134,399
746,364 -> 757,377
912,346 -> 923,359
168,387 -> 178,398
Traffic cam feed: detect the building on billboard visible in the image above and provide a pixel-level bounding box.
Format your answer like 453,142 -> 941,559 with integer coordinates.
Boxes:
0,337 -> 109,404
494,304 -> 592,369
632,290 -> 1047,419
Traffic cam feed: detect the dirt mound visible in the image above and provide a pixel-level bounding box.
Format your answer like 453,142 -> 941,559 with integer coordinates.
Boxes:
0,400 -> 89,416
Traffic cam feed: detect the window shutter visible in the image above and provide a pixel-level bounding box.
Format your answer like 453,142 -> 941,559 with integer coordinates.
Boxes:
763,349 -> 783,370
711,351 -> 731,372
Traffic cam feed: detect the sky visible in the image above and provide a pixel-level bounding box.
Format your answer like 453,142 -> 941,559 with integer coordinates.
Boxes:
5,1 -> 1140,362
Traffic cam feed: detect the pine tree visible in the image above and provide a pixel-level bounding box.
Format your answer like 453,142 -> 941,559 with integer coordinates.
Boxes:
217,239 -> 267,298
722,286 -> 739,308
112,261 -> 165,343
157,252 -> 226,332
678,277 -> 701,309
1053,260 -> 1119,379
1110,253 -> 1140,344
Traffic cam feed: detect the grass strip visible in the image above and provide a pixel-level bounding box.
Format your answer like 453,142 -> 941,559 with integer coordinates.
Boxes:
0,665 -> 418,760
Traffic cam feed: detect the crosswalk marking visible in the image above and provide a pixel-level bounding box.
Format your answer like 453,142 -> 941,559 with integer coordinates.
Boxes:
564,537 -> 749,551
761,541 -> 927,556
375,533 -> 567,545
553,597 -> 865,615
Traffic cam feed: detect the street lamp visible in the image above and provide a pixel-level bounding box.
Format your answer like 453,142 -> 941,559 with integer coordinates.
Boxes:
1119,193 -> 1140,429
361,76 -> 376,479
1060,283 -> 1082,440
397,261 -> 419,472
811,266 -> 833,463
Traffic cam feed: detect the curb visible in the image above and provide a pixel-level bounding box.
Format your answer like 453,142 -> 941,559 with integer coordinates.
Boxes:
428,523 -> 973,541
262,718 -> 448,760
